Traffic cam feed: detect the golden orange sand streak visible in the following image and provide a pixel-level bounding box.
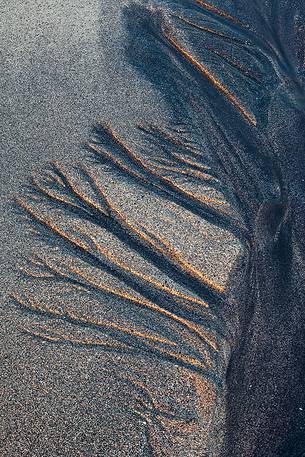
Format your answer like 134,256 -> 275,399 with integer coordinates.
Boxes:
153,163 -> 217,182
15,292 -> 176,346
18,190 -> 218,305
28,164 -> 222,305
139,125 -> 216,175
80,172 -> 223,297
51,161 -> 108,217
176,14 -> 240,41
25,253 -> 217,355
194,0 -> 241,24
33,255 -> 158,310
60,237 -> 217,355
170,153 -> 211,173
140,124 -> 201,155
141,223 -> 224,296
23,322 -> 207,370
68,247 -> 209,309
153,157 -> 176,167
47,171 -> 66,187
88,143 -> 152,187
19,266 -> 54,279
18,178 -> 218,356
91,127 -> 228,211
16,198 -> 91,253
19,175 -> 223,303
32,177 -> 90,215
23,325 -> 128,350
165,33 -> 256,126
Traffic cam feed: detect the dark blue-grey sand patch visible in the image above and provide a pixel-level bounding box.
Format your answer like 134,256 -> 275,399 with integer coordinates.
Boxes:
11,0 -> 305,455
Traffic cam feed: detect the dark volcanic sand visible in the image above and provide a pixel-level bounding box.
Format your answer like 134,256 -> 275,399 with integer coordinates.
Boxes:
2,1 -> 305,456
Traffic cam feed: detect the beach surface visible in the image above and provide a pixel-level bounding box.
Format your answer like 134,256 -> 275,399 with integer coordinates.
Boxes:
0,1 -> 239,455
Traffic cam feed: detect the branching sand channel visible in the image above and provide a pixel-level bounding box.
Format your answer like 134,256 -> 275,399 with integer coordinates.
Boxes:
14,1 -> 305,456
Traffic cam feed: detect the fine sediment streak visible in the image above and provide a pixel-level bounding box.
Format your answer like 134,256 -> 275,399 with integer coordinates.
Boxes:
14,1 -> 305,455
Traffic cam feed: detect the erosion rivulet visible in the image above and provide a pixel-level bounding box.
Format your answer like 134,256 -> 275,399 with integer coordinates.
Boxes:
14,1 -> 305,455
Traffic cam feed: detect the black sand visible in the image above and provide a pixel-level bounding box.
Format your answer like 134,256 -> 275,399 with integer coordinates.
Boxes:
2,1 -> 305,456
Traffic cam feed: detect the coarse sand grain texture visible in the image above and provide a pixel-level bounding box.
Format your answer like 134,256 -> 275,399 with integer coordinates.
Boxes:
2,1 -> 305,456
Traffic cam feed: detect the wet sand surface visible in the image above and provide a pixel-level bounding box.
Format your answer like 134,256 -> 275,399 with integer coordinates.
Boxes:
0,2 -> 170,455
1,1 -> 228,455
2,1 -> 305,456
